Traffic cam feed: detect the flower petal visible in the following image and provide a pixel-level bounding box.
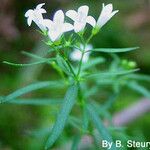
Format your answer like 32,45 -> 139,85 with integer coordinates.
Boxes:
82,53 -> 90,63
25,9 -> 34,17
63,23 -> 74,32
27,18 -> 32,26
86,16 -> 96,27
48,30 -> 62,42
102,3 -> 113,15
70,49 -> 82,61
36,3 -> 45,9
42,19 -> 53,29
53,10 -> 64,23
66,10 -> 78,21
38,8 -> 47,14
74,22 -> 85,32
78,5 -> 89,17
97,3 -> 118,28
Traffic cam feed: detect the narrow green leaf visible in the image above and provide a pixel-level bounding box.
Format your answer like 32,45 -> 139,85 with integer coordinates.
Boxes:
103,93 -> 118,110
87,104 -> 116,150
82,104 -> 89,132
68,117 -> 82,131
82,57 -> 105,71
128,81 -> 150,98
1,81 -> 64,103
30,127 -> 52,138
45,85 -> 78,149
97,79 -> 115,85
85,69 -> 139,79
3,59 -> 54,67
128,74 -> 150,82
22,51 -> 47,60
88,47 -> 139,53
71,135 -> 81,150
56,55 -> 71,75
6,98 -> 62,105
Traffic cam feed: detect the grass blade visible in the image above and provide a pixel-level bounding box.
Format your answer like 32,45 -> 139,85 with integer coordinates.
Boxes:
45,85 -> 78,149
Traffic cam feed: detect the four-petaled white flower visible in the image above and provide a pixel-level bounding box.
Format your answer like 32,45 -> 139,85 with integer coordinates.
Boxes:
43,10 -> 73,42
97,3 -> 119,28
25,3 -> 119,42
66,5 -> 96,32
70,44 -> 93,63
25,3 -> 47,31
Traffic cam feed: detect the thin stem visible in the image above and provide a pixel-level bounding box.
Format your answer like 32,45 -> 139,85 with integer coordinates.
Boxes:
77,41 -> 86,77
50,42 -> 77,80
86,34 -> 94,45
77,50 -> 85,76
65,57 -> 77,79
51,62 -> 67,83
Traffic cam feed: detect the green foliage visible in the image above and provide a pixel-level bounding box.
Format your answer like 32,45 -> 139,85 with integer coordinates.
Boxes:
90,47 -> 139,53
128,81 -> 150,98
8,98 -> 62,105
71,134 -> 81,150
1,81 -> 64,103
87,104 -> 117,150
56,54 -> 71,75
45,85 -> 78,149
1,3 -> 150,149
85,68 -> 139,79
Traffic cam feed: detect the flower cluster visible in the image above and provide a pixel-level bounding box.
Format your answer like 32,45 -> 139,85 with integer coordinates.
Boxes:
25,3 -> 119,42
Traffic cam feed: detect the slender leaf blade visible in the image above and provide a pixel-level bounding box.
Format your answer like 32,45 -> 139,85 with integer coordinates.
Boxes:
82,57 -> 105,71
71,135 -> 81,150
1,81 -> 64,103
90,47 -> 139,53
3,59 -> 53,67
128,74 -> 150,82
6,98 -> 62,105
87,104 -> 116,150
56,55 -> 71,75
128,81 -> 150,98
85,69 -> 139,79
22,51 -> 48,60
45,85 -> 78,149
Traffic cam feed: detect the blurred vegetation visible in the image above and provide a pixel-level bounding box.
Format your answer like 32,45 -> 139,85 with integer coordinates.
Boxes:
0,0 -> 150,149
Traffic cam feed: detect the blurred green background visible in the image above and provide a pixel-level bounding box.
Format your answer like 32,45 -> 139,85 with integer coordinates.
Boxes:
0,0 -> 150,149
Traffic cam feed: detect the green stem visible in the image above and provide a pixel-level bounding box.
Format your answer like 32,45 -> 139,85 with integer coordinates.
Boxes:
77,50 -> 84,76
65,57 -> 77,79
86,34 -> 93,45
51,62 -> 67,83
77,42 -> 86,77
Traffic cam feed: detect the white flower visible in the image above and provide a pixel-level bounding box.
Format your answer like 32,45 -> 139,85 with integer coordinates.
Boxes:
66,5 -> 96,32
70,44 -> 93,63
43,10 -> 73,42
97,3 -> 119,28
25,3 -> 47,31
